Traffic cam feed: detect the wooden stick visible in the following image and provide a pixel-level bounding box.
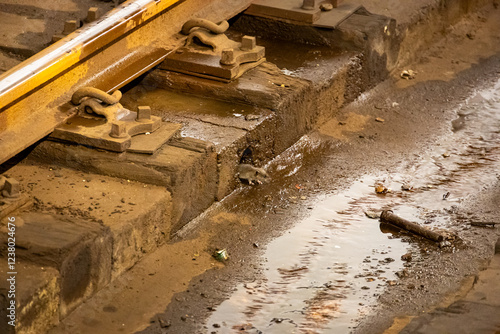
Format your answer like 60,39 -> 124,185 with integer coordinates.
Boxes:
470,221 -> 497,227
380,211 -> 446,242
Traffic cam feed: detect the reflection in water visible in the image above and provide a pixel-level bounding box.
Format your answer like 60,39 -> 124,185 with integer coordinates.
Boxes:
209,176 -> 409,333
208,78 -> 500,333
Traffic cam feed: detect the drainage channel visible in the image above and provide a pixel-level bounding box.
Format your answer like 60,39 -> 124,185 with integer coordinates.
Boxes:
205,72 -> 500,333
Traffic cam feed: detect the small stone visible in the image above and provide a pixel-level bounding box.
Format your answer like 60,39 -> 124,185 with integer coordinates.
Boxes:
400,69 -> 416,80
213,323 -> 221,328
395,269 -> 409,278
466,32 -> 475,40
245,114 -> 260,121
401,183 -> 413,191
375,117 -> 385,123
401,253 -> 412,262
365,211 -> 381,219
320,3 -> 333,11
158,317 -> 171,328
439,240 -> 452,248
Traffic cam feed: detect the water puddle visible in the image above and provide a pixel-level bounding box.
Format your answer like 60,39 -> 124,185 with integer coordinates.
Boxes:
209,177 -> 411,333
207,78 -> 500,333
121,86 -> 257,119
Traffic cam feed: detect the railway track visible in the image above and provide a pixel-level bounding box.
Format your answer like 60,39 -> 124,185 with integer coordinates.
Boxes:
0,0 -> 492,332
0,0 -> 254,165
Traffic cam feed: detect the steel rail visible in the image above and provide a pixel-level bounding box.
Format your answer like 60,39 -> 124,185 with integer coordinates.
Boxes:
0,0 -> 184,165
0,0 -> 253,165
0,0 -> 181,110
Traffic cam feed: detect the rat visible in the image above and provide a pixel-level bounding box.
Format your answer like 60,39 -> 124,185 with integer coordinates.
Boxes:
237,164 -> 269,185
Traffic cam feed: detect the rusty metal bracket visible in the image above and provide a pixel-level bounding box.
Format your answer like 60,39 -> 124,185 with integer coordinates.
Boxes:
0,175 -> 29,219
50,87 -> 169,153
160,18 -> 266,82
245,0 -> 361,29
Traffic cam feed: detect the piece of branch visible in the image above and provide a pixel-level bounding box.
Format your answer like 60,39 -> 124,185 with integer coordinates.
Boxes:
470,221 -> 498,227
380,210 -> 446,242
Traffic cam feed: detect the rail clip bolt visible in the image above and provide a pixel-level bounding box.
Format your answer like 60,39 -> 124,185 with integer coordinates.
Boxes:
110,122 -> 128,138
63,20 -> 80,35
221,49 -> 236,65
240,36 -> 256,51
136,106 -> 152,122
2,178 -> 20,198
302,0 -> 315,10
87,7 -> 100,23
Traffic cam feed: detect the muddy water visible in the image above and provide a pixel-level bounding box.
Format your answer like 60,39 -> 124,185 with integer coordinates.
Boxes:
207,78 -> 500,333
209,179 -> 410,333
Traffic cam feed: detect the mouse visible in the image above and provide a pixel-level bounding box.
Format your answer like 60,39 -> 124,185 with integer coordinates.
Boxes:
237,164 -> 269,185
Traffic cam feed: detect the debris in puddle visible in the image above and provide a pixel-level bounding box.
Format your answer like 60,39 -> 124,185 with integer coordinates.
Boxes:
438,240 -> 452,248
400,69 -> 416,80
375,184 -> 391,194
395,269 -> 409,278
364,210 -> 381,219
469,221 -> 498,227
213,249 -> 229,262
401,183 -> 413,191
401,253 -> 412,262
375,117 -> 385,123
157,316 -> 171,328
245,114 -> 260,121
380,210 -> 446,242
278,266 -> 308,274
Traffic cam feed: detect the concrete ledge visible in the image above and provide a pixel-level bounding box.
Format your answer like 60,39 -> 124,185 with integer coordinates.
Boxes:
27,139 -> 216,233
3,213 -> 112,318
0,261 -> 59,334
1,163 -> 173,327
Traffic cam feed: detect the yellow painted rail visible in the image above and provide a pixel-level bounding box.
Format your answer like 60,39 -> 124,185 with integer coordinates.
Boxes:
0,0 -> 253,165
0,0 -> 180,110
0,0 -> 182,165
